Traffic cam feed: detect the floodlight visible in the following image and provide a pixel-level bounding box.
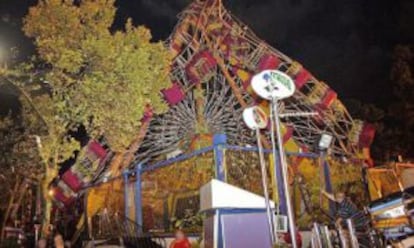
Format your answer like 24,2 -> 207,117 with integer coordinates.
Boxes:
317,133 -> 333,151
242,106 -> 268,130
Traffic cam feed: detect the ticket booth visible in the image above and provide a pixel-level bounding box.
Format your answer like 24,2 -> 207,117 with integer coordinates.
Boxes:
200,179 -> 278,248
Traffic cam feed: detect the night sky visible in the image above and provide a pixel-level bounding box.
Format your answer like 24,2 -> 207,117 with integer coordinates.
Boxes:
1,0 -> 413,109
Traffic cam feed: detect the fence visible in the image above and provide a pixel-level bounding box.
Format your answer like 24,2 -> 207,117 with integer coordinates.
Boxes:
141,147 -> 214,232
123,134 -> 362,233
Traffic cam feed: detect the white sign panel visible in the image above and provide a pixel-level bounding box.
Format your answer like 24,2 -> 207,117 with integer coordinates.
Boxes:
251,70 -> 296,100
243,106 -> 268,130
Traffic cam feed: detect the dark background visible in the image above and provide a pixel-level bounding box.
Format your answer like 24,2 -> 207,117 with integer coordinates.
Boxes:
1,0 -> 413,160
2,0 -> 413,105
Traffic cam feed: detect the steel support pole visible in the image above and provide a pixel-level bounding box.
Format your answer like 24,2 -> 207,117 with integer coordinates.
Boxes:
324,225 -> 333,248
123,171 -> 129,219
321,152 -> 335,216
135,163 -> 143,230
347,218 -> 359,248
269,100 -> 287,215
313,222 -> 323,248
256,128 -> 276,245
272,98 -> 298,248
213,134 -> 227,181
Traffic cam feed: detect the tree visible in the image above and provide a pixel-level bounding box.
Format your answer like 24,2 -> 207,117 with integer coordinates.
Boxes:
23,0 -> 171,152
0,111 -> 43,240
388,45 -> 414,159
345,45 -> 414,162
0,74 -> 79,237
3,0 -> 173,234
345,99 -> 385,124
344,99 -> 387,161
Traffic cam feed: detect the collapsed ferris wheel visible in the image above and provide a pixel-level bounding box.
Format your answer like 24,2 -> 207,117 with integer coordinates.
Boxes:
135,0 -> 375,164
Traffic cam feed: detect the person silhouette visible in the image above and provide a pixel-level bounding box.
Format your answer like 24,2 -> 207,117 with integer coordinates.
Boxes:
170,230 -> 191,248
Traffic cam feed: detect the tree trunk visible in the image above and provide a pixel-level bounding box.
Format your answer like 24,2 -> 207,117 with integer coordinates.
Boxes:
41,182 -> 52,238
10,180 -> 28,220
122,120 -> 150,168
1,177 -> 21,241
41,164 -> 58,237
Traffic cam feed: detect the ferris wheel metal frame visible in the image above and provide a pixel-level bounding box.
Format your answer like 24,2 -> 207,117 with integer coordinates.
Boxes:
135,0 -> 373,164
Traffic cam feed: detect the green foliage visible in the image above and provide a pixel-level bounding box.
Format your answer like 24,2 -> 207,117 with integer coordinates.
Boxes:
0,238 -> 20,248
273,244 -> 289,248
392,45 -> 414,99
352,45 -> 414,162
0,113 -> 43,176
0,0 -> 172,233
345,99 -> 385,123
345,45 -> 414,161
1,69 -> 81,173
23,0 -> 172,151
347,42 -> 414,161
387,45 -> 414,158
296,159 -> 366,227
170,211 -> 204,231
0,112 -> 43,212
21,93 -> 80,165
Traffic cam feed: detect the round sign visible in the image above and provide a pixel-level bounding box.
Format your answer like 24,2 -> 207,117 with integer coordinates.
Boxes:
243,106 -> 268,130
251,70 -> 296,100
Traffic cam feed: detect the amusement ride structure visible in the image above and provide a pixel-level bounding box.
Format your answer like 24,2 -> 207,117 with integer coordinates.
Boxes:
127,0 -> 376,245
135,0 -> 374,165
39,0 -> 380,246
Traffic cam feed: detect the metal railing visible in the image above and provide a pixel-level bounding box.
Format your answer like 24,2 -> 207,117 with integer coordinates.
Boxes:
90,211 -> 166,248
71,211 -> 166,247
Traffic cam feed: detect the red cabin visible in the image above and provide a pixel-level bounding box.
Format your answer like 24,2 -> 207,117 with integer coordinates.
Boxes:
61,141 -> 108,193
257,54 -> 281,71
162,82 -> 185,105
221,35 -> 250,63
87,141 -> 107,161
61,170 -> 83,192
185,51 -> 217,84
294,68 -> 312,90
359,123 -> 376,148
52,181 -> 76,207
318,89 -> 337,109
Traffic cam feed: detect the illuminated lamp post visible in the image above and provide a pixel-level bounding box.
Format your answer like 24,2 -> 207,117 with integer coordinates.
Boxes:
251,70 -> 298,248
